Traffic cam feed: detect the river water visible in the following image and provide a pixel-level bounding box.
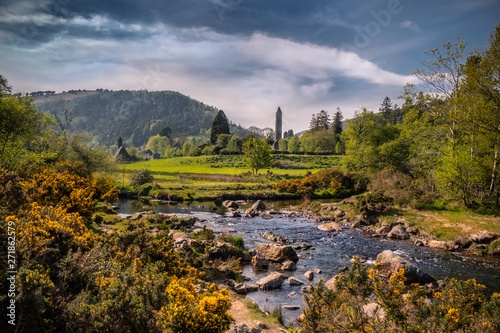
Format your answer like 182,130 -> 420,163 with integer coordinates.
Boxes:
118,200 -> 500,324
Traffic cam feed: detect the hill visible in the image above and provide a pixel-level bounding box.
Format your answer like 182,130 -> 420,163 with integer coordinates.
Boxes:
35,89 -> 244,147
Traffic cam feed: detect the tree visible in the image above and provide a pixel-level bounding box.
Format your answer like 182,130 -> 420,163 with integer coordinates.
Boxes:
288,135 -> 300,152
146,135 -> 170,156
332,108 -> 343,136
310,110 -> 330,131
225,135 -> 242,154
278,138 -> 287,151
159,126 -> 172,138
242,137 -> 272,174
210,110 -> 230,144
379,97 -> 393,123
335,140 -> 343,155
283,129 -> 294,139
0,76 -> 53,169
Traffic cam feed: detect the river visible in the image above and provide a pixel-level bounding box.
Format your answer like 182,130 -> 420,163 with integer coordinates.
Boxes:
118,200 -> 500,324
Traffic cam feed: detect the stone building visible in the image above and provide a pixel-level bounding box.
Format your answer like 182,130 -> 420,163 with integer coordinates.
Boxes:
113,137 -> 137,162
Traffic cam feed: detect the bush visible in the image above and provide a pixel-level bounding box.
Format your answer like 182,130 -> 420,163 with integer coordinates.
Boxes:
301,258 -> 500,333
130,168 -> 154,186
352,191 -> 393,215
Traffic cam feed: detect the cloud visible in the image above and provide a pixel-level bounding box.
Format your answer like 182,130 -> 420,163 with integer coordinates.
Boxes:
400,20 -> 421,32
1,10 -> 416,129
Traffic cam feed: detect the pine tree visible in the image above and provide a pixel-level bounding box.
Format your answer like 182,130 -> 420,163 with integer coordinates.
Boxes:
332,107 -> 344,136
210,110 -> 230,144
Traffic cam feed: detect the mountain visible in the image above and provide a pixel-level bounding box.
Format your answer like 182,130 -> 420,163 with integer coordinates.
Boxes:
36,90 -> 221,147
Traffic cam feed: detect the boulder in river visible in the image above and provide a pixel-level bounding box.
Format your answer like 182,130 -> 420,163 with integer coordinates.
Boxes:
376,250 -> 435,284
428,240 -> 456,251
256,244 -> 299,263
252,200 -> 266,211
251,256 -> 269,270
304,270 -> 314,281
318,222 -> 343,232
288,277 -> 306,286
223,200 -> 239,209
280,260 -> 297,271
325,275 -> 339,290
256,272 -> 287,290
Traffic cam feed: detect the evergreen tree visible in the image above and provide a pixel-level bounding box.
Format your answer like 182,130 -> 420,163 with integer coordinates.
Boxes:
310,110 -> 330,131
332,108 -> 344,136
210,110 -> 230,144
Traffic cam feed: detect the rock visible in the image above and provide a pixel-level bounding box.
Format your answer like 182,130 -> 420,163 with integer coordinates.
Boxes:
318,222 -> 343,232
223,200 -> 239,209
230,211 -> 241,218
260,213 -> 273,219
362,303 -> 386,319
334,210 -> 346,218
251,256 -> 269,270
428,240 -> 456,251
376,250 -> 435,284
251,200 -> 266,211
261,231 -> 277,242
301,286 -> 313,293
287,212 -> 297,218
130,212 -> 144,220
233,283 -> 248,295
295,243 -> 314,251
375,225 -> 392,235
304,270 -> 314,281
414,239 -> 425,247
242,252 -> 253,262
325,275 -> 339,290
276,235 -> 290,244
352,220 -> 364,229
214,198 -> 223,207
256,244 -> 299,263
288,277 -> 306,286
470,231 -> 498,244
310,268 -> 322,274
280,260 -> 297,271
283,305 -> 300,311
209,241 -> 238,259
387,225 -> 410,240
245,284 -> 259,292
244,208 -> 258,217
256,272 -> 287,290
489,238 -> 500,255
235,200 -> 248,206
198,267 -> 226,281
288,291 -> 297,297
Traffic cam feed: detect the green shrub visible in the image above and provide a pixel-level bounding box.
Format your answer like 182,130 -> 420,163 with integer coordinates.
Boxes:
130,168 -> 154,186
352,191 -> 393,215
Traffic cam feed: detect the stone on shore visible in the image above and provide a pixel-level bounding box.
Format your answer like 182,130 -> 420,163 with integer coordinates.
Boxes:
387,225 -> 410,240
280,260 -> 297,271
251,256 -> 269,270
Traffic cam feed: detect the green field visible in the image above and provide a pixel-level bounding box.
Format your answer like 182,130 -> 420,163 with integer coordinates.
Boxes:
122,154 -> 341,176
111,154 -> 342,200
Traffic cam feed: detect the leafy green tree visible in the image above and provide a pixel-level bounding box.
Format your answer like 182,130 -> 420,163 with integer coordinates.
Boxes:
210,110 -> 230,144
182,142 -> 194,156
242,137 -> 272,174
224,135 -> 242,154
300,129 -> 337,153
335,140 -> 343,155
159,126 -> 172,138
278,138 -> 288,151
146,135 -> 170,156
0,77 -> 54,169
288,135 -> 301,153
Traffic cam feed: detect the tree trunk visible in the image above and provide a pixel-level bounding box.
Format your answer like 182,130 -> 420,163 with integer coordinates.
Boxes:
490,147 -> 498,193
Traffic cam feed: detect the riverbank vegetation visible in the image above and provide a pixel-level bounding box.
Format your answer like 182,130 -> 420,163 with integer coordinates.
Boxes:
0,76 -> 235,332
298,258 -> 500,333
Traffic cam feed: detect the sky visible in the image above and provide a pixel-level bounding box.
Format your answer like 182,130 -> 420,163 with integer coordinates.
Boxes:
1,0 -> 499,132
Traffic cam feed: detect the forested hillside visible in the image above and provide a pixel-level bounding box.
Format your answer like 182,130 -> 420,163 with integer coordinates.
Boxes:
36,90 -> 221,147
